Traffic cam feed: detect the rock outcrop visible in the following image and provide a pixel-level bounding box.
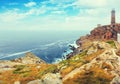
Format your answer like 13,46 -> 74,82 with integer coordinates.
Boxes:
76,24 -> 120,47
0,52 -> 45,72
13,52 -> 45,64
27,73 -> 62,84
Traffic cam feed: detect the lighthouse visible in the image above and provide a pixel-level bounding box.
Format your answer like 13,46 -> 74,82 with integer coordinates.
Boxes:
111,9 -> 116,25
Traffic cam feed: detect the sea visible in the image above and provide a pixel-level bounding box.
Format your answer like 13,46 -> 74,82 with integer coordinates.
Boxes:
0,30 -> 88,63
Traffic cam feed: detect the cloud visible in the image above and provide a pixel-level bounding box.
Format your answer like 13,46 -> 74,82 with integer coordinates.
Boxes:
74,0 -> 120,9
51,10 -> 65,14
0,12 -> 27,22
26,6 -> 47,15
0,9 -> 32,22
1,0 -> 120,31
50,0 -> 75,4
0,5 -> 47,22
24,1 -> 36,7
8,2 -> 18,5
74,0 -> 108,8
36,5 -> 48,15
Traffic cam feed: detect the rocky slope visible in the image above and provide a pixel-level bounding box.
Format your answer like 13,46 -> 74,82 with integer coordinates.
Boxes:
12,52 -> 45,64
1,40 -> 120,84
0,52 -> 45,72
62,40 -> 120,84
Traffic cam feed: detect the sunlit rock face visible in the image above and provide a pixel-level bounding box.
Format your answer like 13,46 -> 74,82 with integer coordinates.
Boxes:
27,73 -> 62,84
90,24 -> 120,41
13,52 -> 46,64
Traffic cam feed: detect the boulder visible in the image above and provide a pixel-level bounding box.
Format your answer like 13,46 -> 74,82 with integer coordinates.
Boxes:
110,75 -> 120,84
14,52 -> 45,64
27,73 -> 62,84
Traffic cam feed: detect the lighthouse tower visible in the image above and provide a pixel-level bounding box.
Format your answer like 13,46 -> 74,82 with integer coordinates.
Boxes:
111,9 -> 116,25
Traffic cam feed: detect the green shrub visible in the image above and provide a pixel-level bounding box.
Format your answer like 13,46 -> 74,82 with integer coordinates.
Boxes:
37,65 -> 58,78
106,40 -> 116,48
13,65 -> 30,74
14,65 -> 25,71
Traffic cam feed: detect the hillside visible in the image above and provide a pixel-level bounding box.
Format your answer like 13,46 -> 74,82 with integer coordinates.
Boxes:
0,40 -> 120,84
62,40 -> 120,84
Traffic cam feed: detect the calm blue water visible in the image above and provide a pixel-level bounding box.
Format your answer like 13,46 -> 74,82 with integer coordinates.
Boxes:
0,30 -> 88,63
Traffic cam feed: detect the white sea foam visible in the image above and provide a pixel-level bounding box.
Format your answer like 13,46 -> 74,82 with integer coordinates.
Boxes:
67,41 -> 78,48
0,50 -> 30,59
52,58 -> 63,64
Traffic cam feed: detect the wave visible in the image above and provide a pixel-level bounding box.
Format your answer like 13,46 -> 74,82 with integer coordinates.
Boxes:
0,50 -> 30,59
52,41 -> 79,63
62,41 -> 78,57
52,58 -> 63,64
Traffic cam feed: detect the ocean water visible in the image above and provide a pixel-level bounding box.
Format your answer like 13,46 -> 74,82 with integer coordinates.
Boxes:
0,30 -> 88,63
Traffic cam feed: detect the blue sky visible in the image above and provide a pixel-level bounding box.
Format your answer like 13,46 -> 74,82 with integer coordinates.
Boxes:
0,0 -> 120,31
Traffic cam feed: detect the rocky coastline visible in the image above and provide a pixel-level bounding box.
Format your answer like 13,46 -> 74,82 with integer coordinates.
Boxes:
1,10 -> 120,84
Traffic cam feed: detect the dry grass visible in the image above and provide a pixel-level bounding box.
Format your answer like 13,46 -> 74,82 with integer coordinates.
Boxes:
63,65 -> 114,84
0,63 -> 58,84
84,50 -> 104,62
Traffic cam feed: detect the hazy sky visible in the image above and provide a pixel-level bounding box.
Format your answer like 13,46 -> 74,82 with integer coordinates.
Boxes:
0,0 -> 120,31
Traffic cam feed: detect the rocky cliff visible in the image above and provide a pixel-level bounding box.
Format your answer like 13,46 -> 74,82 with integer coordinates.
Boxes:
12,52 -> 45,64
0,52 -> 45,72
0,40 -> 120,84
76,23 -> 120,46
62,40 -> 120,84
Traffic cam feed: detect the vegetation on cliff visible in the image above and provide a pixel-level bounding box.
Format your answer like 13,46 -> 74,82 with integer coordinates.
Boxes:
1,40 -> 120,84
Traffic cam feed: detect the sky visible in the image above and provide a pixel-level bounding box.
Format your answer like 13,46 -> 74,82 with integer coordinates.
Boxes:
0,0 -> 120,31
